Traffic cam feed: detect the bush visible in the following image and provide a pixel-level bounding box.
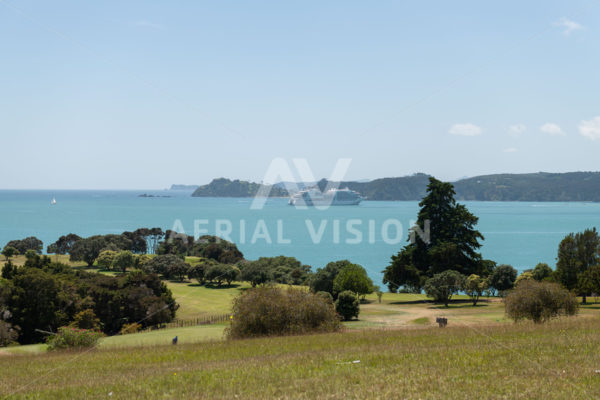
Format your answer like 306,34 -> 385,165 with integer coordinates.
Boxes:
316,291 -> 334,304
226,286 -> 341,339
47,326 -> 104,350
505,280 -> 579,323
335,290 -> 360,321
424,270 -> 465,306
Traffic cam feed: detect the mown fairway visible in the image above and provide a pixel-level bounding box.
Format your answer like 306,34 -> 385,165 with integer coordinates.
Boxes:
2,318 -> 600,399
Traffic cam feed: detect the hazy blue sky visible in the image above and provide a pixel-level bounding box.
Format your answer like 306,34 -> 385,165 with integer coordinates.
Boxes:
1,1 -> 599,189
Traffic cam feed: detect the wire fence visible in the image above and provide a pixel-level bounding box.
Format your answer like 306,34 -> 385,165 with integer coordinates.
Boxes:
143,313 -> 231,332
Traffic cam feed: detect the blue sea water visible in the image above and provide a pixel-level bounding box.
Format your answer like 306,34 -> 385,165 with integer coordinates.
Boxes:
1,189 -> 600,284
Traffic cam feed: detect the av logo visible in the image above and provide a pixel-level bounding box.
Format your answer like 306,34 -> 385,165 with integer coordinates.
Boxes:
251,158 -> 353,210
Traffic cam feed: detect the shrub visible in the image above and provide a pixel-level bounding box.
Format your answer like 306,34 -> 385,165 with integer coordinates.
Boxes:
505,280 -> 579,323
119,322 -> 142,335
335,290 -> 360,321
47,327 -> 104,350
424,270 -> 466,306
316,291 -> 334,304
226,286 -> 341,339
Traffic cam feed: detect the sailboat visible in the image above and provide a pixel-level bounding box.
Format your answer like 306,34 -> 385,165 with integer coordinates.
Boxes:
50,197 -> 57,205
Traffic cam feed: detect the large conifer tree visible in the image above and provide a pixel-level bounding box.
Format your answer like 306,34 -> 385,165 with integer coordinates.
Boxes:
383,177 -> 487,292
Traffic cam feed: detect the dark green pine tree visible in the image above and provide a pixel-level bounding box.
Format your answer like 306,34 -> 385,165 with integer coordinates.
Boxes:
383,177 -> 487,292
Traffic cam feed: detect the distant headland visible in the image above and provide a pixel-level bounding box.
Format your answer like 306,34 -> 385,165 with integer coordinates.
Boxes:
183,172 -> 600,202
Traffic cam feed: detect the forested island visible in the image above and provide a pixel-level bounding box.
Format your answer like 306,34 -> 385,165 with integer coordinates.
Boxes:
191,177 -> 288,198
188,172 -> 600,201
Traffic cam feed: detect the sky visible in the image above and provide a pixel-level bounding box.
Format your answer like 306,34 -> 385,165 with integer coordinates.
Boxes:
1,0 -> 600,189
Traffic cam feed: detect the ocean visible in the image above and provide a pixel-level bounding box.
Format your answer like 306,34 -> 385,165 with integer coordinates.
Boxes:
1,189 -> 600,283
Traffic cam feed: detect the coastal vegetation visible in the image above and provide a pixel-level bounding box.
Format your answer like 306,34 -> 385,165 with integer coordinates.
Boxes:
187,171 -> 600,202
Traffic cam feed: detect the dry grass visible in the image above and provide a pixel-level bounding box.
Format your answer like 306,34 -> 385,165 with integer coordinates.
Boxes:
2,317 -> 600,399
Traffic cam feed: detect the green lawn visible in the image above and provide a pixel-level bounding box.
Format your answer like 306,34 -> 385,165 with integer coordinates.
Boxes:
3,318 -> 600,399
165,280 -> 248,319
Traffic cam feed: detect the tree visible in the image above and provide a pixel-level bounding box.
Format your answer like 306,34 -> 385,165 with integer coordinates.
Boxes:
332,263 -> 373,299
6,268 -> 75,343
532,263 -> 553,282
96,250 -> 118,270
146,254 -> 187,278
112,251 -> 135,273
205,264 -> 229,286
69,237 -> 108,267
47,234 -> 82,255
69,309 -> 101,330
556,228 -> 600,303
424,270 -> 465,306
335,290 -> 360,321
577,265 -> 600,303
310,260 -> 353,295
505,280 -> 578,323
240,262 -> 273,287
188,264 -> 208,285
4,237 -> 43,255
488,264 -> 517,295
134,254 -> 152,271
1,246 -> 18,261
167,262 -> 190,282
1,260 -> 17,280
515,271 -> 534,286
157,233 -> 244,264
383,177 -> 485,292
463,274 -> 488,306
238,256 -> 311,285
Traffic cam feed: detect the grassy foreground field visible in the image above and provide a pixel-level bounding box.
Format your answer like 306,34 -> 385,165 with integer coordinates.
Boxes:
2,318 -> 600,399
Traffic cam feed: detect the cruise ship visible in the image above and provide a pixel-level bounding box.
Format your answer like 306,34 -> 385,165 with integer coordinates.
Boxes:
288,187 -> 364,206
